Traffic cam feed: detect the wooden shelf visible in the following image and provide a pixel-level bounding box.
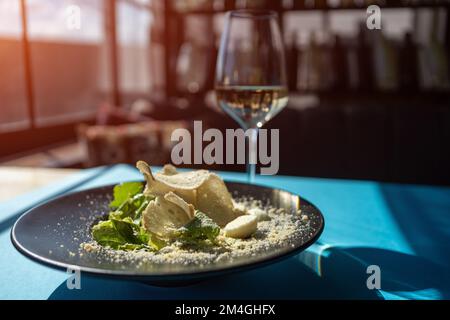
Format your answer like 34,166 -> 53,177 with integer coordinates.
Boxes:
168,1 -> 450,15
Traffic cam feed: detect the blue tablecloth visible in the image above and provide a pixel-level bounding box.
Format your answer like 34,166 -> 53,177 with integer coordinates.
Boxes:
1,165 -> 449,300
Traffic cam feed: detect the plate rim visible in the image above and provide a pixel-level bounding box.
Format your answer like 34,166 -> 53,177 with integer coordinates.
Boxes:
11,180 -> 325,280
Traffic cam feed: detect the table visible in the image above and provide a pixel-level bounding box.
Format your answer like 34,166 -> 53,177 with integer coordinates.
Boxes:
0,167 -> 79,202
1,165 -> 449,300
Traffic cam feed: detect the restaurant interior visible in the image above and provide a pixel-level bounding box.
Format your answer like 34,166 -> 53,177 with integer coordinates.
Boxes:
2,0 -> 450,302
1,0 -> 449,187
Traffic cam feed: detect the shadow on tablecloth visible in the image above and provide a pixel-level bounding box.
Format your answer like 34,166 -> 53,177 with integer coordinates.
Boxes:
379,184 -> 450,269
48,244 -> 449,300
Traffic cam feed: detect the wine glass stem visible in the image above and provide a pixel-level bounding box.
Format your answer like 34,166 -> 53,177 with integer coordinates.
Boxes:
246,127 -> 258,183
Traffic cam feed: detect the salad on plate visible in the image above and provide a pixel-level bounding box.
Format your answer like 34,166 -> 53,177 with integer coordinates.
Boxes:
91,161 -> 263,252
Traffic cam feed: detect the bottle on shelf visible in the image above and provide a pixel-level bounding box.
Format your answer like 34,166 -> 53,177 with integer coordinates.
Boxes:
372,26 -> 400,91
287,32 -> 299,91
427,12 -> 450,91
355,22 -> 375,91
330,34 -> 349,91
399,32 -> 419,91
300,32 -> 322,91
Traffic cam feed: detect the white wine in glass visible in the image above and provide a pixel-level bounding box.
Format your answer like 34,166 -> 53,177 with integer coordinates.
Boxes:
215,10 -> 288,182
215,85 -> 288,129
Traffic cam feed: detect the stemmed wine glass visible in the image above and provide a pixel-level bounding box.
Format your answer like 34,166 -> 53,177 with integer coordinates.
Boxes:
215,10 -> 288,182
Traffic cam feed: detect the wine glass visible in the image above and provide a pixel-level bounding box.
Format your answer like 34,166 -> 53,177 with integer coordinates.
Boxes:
215,9 -> 288,182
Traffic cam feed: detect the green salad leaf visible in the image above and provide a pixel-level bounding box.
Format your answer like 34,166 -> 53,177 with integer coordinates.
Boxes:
176,211 -> 220,243
110,217 -> 142,243
148,233 -> 167,251
92,216 -> 164,251
109,182 -> 143,209
92,182 -> 220,251
109,193 -> 151,221
93,185 -> 162,251
92,220 -> 128,249
108,182 -> 154,223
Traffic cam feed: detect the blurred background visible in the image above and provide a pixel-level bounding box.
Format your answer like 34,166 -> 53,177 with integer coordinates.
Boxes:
0,0 -> 449,185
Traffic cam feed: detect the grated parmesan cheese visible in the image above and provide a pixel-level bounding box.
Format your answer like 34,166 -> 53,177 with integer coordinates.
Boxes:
80,197 -> 312,268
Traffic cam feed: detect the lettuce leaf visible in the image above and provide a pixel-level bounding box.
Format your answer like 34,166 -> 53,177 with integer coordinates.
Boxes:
92,220 -> 128,249
110,217 -> 142,243
93,182 -> 220,251
109,182 -> 143,209
91,181 -> 164,251
109,194 -> 149,221
92,216 -> 163,251
148,233 -> 167,251
176,211 -> 220,243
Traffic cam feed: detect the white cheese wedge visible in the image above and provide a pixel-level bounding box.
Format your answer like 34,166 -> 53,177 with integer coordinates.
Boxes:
248,208 -> 270,222
223,215 -> 258,239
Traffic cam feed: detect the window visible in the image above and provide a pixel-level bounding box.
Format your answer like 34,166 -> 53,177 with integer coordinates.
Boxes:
26,0 -> 110,126
0,0 -> 29,131
117,0 -> 153,106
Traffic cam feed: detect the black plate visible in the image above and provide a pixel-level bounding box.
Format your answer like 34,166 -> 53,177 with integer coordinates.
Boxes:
11,182 -> 324,286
